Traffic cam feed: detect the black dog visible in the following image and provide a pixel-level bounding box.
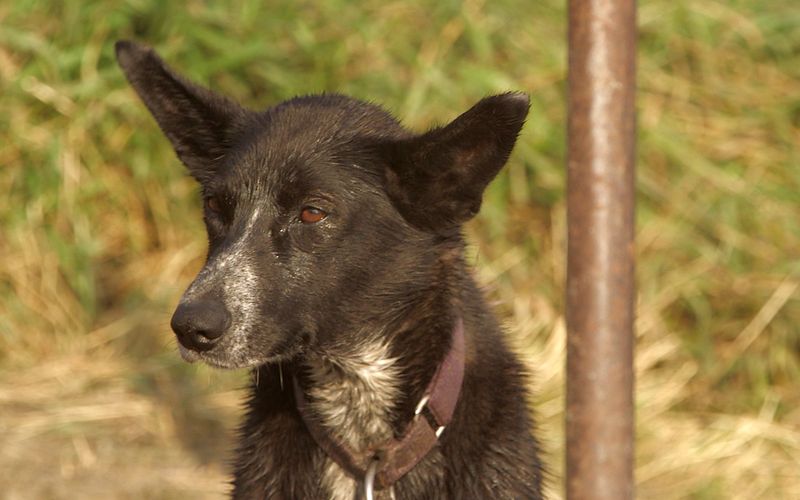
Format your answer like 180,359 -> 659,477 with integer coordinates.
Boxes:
116,40 -> 543,499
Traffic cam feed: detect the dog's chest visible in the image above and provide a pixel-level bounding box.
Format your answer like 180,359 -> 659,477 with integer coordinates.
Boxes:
306,340 -> 401,499
319,460 -> 396,500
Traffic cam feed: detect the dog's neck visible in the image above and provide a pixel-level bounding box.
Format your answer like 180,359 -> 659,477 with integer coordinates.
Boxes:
303,335 -> 403,451
298,314 -> 460,499
300,311 -> 457,451
299,253 -> 462,453
289,250 -> 465,500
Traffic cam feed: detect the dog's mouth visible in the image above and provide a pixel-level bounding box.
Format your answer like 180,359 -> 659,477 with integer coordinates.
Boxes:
176,330 -> 310,369
178,344 -> 202,363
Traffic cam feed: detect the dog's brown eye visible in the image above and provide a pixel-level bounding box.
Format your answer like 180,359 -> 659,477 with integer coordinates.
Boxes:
300,206 -> 327,224
205,197 -> 221,213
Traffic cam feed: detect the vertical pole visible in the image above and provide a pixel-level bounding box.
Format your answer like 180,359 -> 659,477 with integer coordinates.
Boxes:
566,0 -> 636,499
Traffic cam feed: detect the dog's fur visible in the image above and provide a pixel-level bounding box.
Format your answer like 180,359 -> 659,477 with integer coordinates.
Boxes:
116,40 -> 544,499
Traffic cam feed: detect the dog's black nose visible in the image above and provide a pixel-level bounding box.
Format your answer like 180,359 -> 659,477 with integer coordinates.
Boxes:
170,300 -> 231,352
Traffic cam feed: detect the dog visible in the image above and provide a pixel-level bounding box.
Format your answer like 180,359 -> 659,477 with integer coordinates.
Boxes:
116,40 -> 544,499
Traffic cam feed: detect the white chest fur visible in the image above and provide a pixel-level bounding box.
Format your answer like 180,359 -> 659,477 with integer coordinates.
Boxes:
305,339 -> 402,499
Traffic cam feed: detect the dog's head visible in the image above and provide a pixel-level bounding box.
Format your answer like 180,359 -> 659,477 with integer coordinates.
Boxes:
116,41 -> 529,369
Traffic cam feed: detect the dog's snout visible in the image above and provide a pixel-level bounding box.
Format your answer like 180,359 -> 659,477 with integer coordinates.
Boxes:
171,299 -> 231,352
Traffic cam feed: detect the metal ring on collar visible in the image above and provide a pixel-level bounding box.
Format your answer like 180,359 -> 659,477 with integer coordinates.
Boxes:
364,457 -> 380,500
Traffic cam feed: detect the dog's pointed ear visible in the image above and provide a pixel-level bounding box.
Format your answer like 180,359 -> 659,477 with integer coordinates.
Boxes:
115,40 -> 248,182
384,93 -> 530,232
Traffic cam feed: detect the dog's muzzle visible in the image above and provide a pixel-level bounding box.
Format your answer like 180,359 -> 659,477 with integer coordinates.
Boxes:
170,299 -> 231,352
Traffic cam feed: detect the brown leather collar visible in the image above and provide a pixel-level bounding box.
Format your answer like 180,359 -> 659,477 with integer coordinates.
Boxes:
293,318 -> 466,490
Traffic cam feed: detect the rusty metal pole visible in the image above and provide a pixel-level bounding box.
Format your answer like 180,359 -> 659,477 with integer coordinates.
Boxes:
566,0 -> 636,498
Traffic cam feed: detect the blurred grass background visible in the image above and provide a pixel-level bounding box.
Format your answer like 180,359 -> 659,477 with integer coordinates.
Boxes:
1,0 -> 798,498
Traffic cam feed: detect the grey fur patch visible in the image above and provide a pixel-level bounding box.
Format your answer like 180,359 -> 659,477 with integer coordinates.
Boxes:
179,208 -> 262,367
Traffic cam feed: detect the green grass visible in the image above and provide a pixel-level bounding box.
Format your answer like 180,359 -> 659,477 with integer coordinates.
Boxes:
1,0 -> 798,498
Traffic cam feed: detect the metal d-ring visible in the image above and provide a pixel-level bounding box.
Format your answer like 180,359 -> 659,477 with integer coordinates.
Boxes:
364,457 -> 379,500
